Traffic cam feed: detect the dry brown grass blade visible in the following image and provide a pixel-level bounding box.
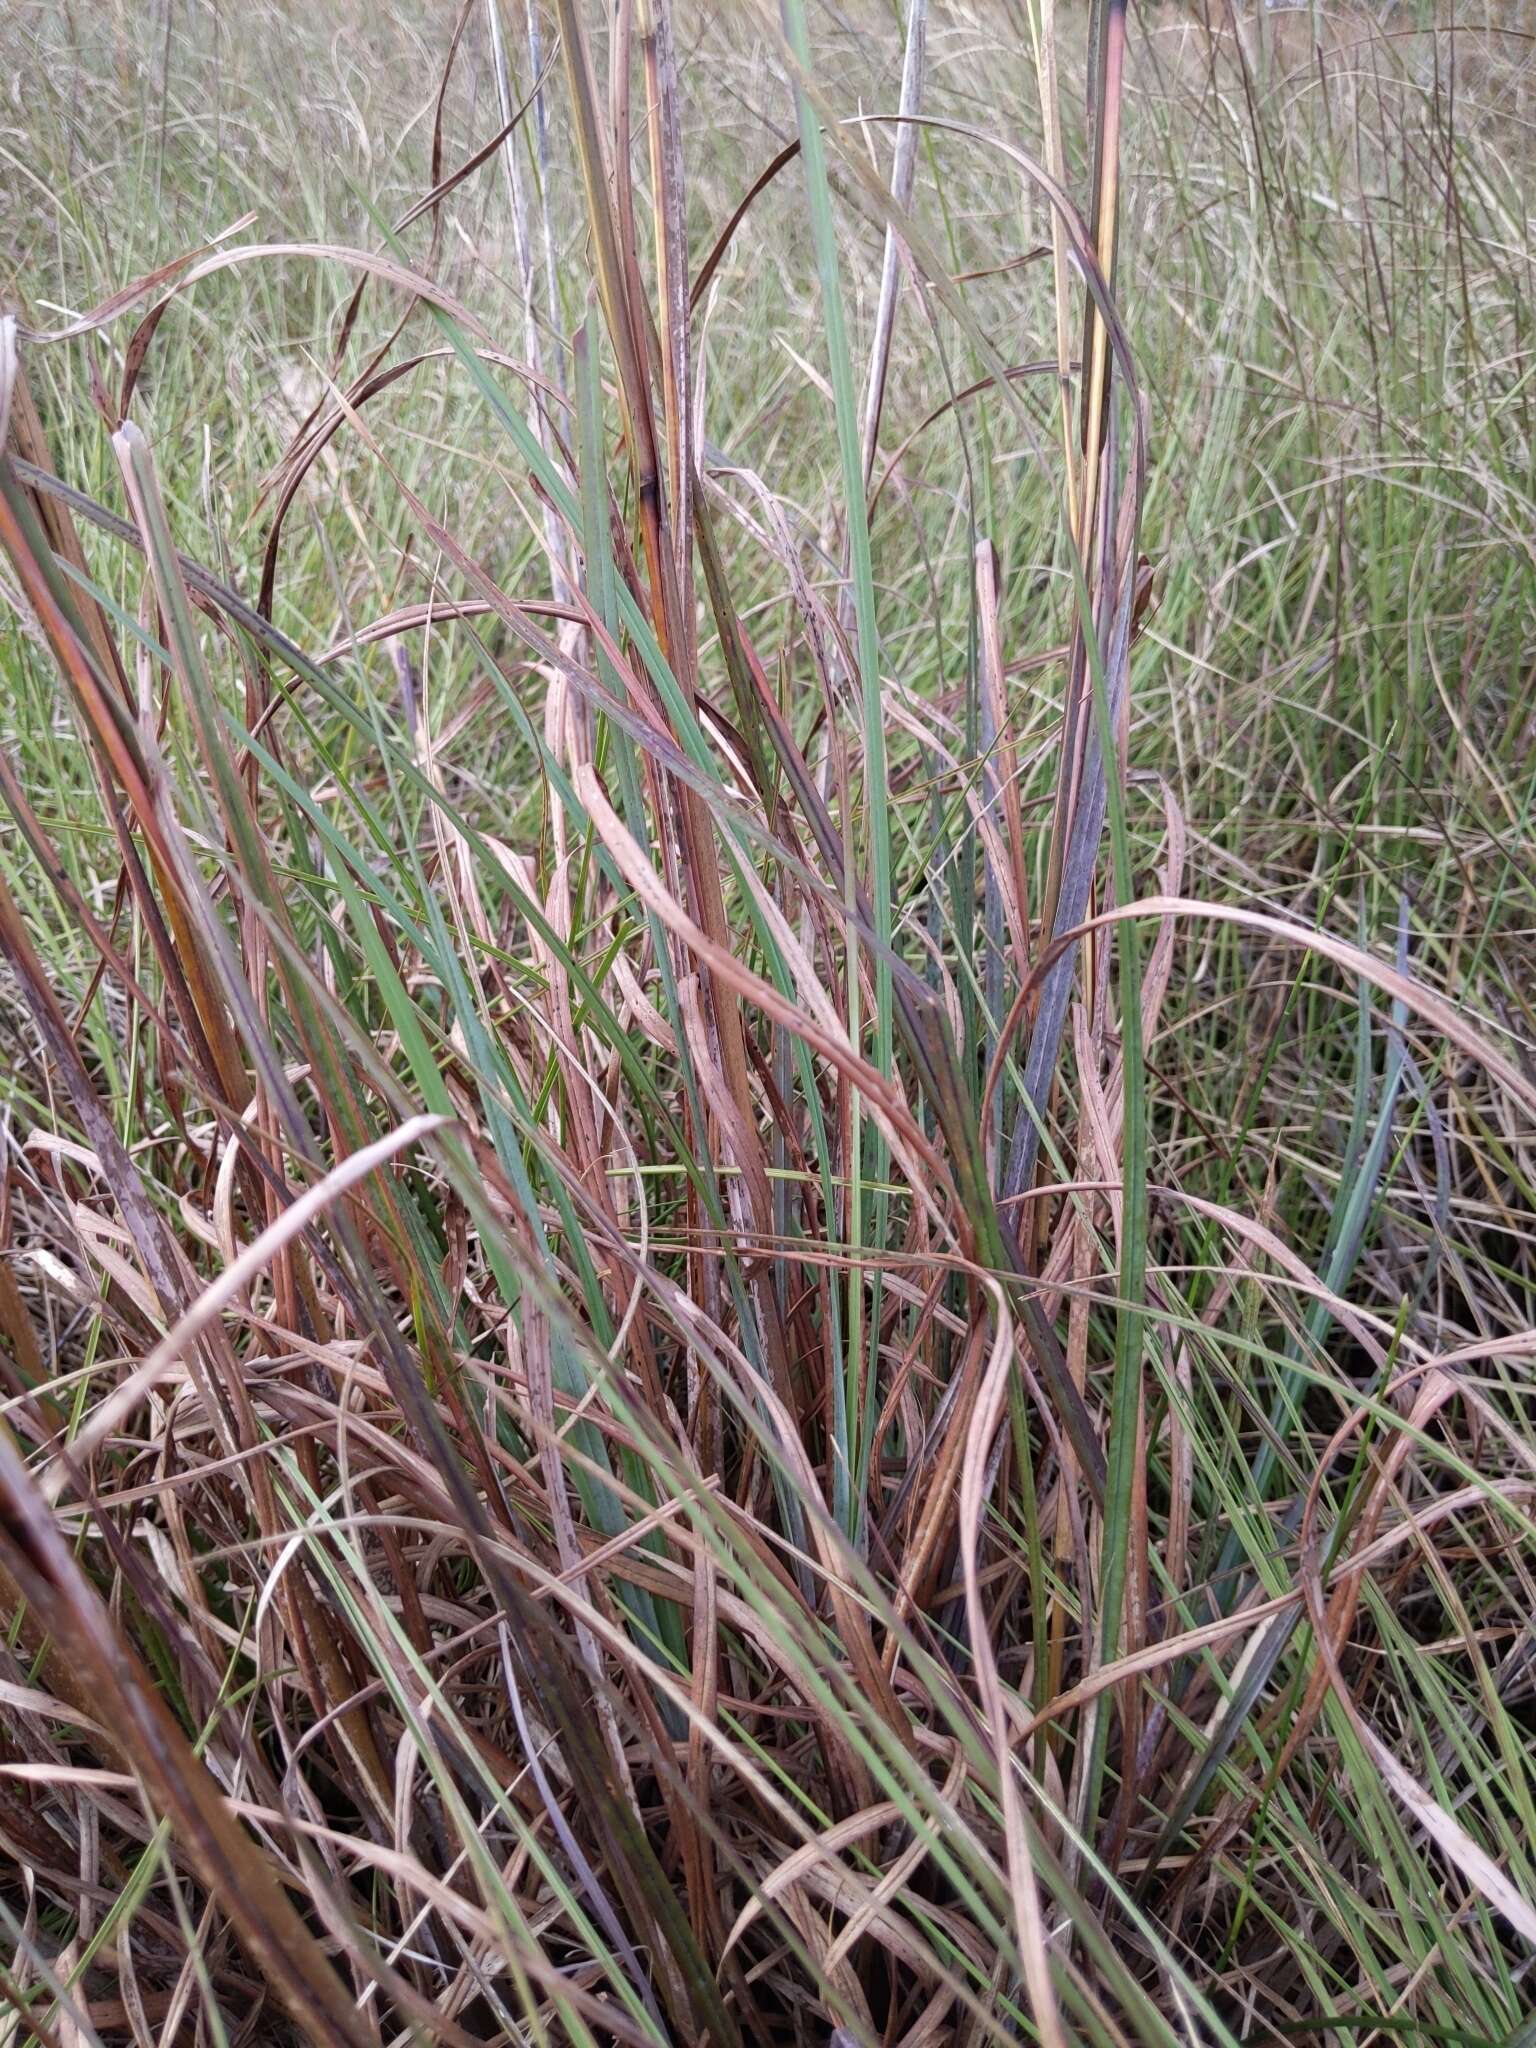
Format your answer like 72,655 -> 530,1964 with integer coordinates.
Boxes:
1,324 -> 131,703
54,1116 -> 451,1483
690,140 -> 802,312
0,843 -> 398,1835
574,763 -> 952,1216
11,215 -> 255,343
558,5 -> 809,1526
7,6 -> 1527,2037
958,1280 -> 1069,2048
0,868 -> 198,1342
0,1431 -> 375,2048
638,0 -> 694,588
1077,0 -> 1129,561
1298,1376 -> 1536,1950
255,14 -> 560,624
0,1255 -> 56,1431
0,456 -> 249,1113
1,337 -> 255,1127
1038,0 -> 1132,975
253,0 -> 483,509
7,408 -> 421,1837
20,243 -> 490,418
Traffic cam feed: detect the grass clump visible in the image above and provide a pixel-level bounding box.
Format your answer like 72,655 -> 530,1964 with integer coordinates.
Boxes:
1,1 -> 1534,2042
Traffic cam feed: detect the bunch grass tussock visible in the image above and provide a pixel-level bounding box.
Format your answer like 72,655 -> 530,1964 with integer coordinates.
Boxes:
0,1 -> 1534,2043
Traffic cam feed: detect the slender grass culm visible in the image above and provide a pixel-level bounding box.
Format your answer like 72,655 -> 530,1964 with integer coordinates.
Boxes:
1,1 -> 1534,2043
